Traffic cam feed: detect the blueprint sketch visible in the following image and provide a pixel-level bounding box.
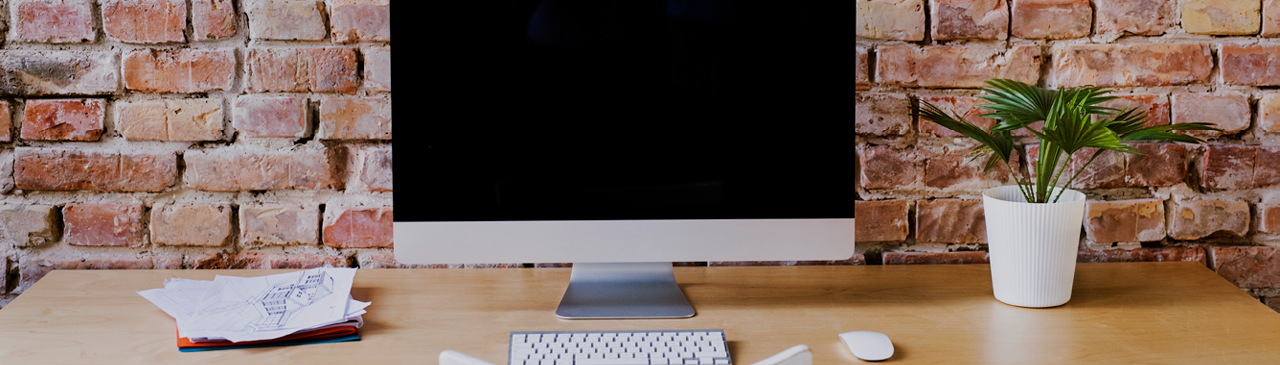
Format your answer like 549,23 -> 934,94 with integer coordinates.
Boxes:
174,267 -> 359,342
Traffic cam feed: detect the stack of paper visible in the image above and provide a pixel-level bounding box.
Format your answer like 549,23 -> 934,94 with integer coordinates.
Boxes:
138,267 -> 369,352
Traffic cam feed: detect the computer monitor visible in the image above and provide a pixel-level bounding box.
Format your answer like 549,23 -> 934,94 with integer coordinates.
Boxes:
392,0 -> 855,319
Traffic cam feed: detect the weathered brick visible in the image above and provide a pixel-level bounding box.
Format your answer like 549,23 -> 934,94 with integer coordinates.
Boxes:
1259,202 -> 1280,234
101,0 -> 186,43
192,0 -> 236,40
854,200 -> 910,242
358,251 -> 523,269
1171,92 -> 1251,137
856,47 -> 869,90
916,199 -> 985,244
14,148 -> 177,192
1256,146 -> 1280,187
0,101 -> 11,142
923,148 -> 1016,189
1169,199 -> 1250,240
1077,247 -> 1205,264
323,206 -> 393,248
233,96 -> 310,138
1200,145 -> 1255,190
1085,199 -> 1165,244
186,252 -> 350,270
184,148 -> 344,191
1026,146 -> 1126,189
329,0 -> 390,43
1096,0 -> 1176,36
918,95 -> 1035,137
1183,0 -> 1261,35
63,204 -> 145,247
116,99 -> 223,141
239,203 -> 320,245
18,256 -> 167,293
856,0 -> 926,41
12,0 -> 94,43
1213,246 -> 1280,288
123,49 -> 236,93
1127,143 -> 1187,187
931,0 -> 1008,40
884,251 -> 989,264
1220,45 -> 1280,86
1259,94 -> 1280,133
855,93 -> 911,137
1055,44 -> 1213,87
1011,0 -> 1091,39
859,145 -> 919,189
351,147 -> 392,191
245,0 -> 328,40
0,154 -> 11,194
877,45 -> 1041,88
0,205 -> 59,248
1098,94 -> 1171,128
150,203 -> 232,246
709,254 -> 867,267
21,99 -> 103,141
247,48 -> 360,94
363,46 -> 391,91
0,51 -> 119,96
317,97 -> 392,140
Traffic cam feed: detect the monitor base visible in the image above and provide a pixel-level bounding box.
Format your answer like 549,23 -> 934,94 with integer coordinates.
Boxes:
555,262 -> 696,319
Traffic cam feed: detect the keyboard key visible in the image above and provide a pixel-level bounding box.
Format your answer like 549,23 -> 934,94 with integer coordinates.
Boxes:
576,359 -> 650,365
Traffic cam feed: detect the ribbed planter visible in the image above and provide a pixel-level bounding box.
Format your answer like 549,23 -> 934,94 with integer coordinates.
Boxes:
983,185 -> 1087,308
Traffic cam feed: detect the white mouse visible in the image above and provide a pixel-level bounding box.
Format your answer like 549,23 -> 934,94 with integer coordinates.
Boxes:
839,331 -> 894,362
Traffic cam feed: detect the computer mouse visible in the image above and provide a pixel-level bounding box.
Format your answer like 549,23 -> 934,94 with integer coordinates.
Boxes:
838,331 -> 894,362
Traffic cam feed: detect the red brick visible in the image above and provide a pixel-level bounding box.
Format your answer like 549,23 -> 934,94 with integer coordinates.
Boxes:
1077,247 -> 1205,264
1259,94 -> 1280,133
183,148 -> 344,191
1257,146 -> 1280,187
14,148 -> 177,192
150,203 -> 232,246
854,200 -> 910,242
0,51 -> 119,96
1096,0 -> 1176,36
1084,199 -> 1165,244
876,45 -> 1042,88
1055,44 -> 1213,87
1182,0 -> 1261,35
856,0 -> 926,41
17,256 -> 168,293
101,0 -> 186,43
923,148 -> 1017,189
247,48 -> 360,94
330,0 -> 390,43
1267,0 -> 1280,36
192,0 -> 236,40
884,251 -> 989,264
1011,0 -> 1091,39
240,203 -> 320,245
1025,145 -> 1126,189
856,47 -> 869,90
855,93 -> 911,137
916,199 -> 985,244
21,99 -> 104,141
0,101 -> 11,142
13,0 -> 94,43
1169,199 -> 1250,240
323,206 -> 393,248
186,252 -> 350,270
1200,145 -> 1255,190
859,145 -> 920,189
318,97 -> 392,140
245,0 -> 328,40
1171,92 -> 1251,137
931,0 -> 1008,40
1259,202 -> 1280,234
0,205 -> 59,248
123,49 -> 235,94
116,99 -> 224,141
1220,45 -> 1280,86
1126,143 -> 1187,187
1213,246 -> 1280,288
918,95 -> 995,137
233,96 -> 309,138
708,254 -> 866,267
352,147 -> 392,192
63,204 -> 145,247
1098,93 -> 1171,128
363,46 -> 391,92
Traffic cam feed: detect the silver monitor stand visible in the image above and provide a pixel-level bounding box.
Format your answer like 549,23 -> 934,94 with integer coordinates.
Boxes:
555,262 -> 695,319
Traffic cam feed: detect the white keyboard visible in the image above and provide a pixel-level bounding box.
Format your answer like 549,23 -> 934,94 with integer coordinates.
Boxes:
508,330 -> 732,365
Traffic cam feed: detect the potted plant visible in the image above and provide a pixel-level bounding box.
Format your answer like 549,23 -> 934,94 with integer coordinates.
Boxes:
914,79 -> 1218,308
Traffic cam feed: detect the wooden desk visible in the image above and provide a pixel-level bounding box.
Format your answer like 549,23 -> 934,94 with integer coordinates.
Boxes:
1,263 -> 1278,364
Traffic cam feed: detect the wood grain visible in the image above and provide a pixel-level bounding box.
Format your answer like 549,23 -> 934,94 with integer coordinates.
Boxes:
0,262 -> 1278,364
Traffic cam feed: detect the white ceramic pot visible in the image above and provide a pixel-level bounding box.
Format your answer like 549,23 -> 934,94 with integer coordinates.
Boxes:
983,185 -> 1086,308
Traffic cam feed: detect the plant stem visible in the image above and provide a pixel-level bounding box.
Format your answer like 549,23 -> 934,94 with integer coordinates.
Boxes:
1002,158 -> 1034,202
1045,152 -> 1072,204
1054,149 -> 1103,203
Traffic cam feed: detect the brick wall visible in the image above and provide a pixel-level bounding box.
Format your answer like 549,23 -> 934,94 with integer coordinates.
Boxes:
0,0 -> 397,307
857,0 -> 1280,311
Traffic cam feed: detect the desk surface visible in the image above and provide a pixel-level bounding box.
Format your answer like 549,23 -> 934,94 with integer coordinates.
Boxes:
1,263 -> 1279,364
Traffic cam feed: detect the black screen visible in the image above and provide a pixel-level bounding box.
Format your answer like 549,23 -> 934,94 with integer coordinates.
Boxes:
393,0 -> 855,221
